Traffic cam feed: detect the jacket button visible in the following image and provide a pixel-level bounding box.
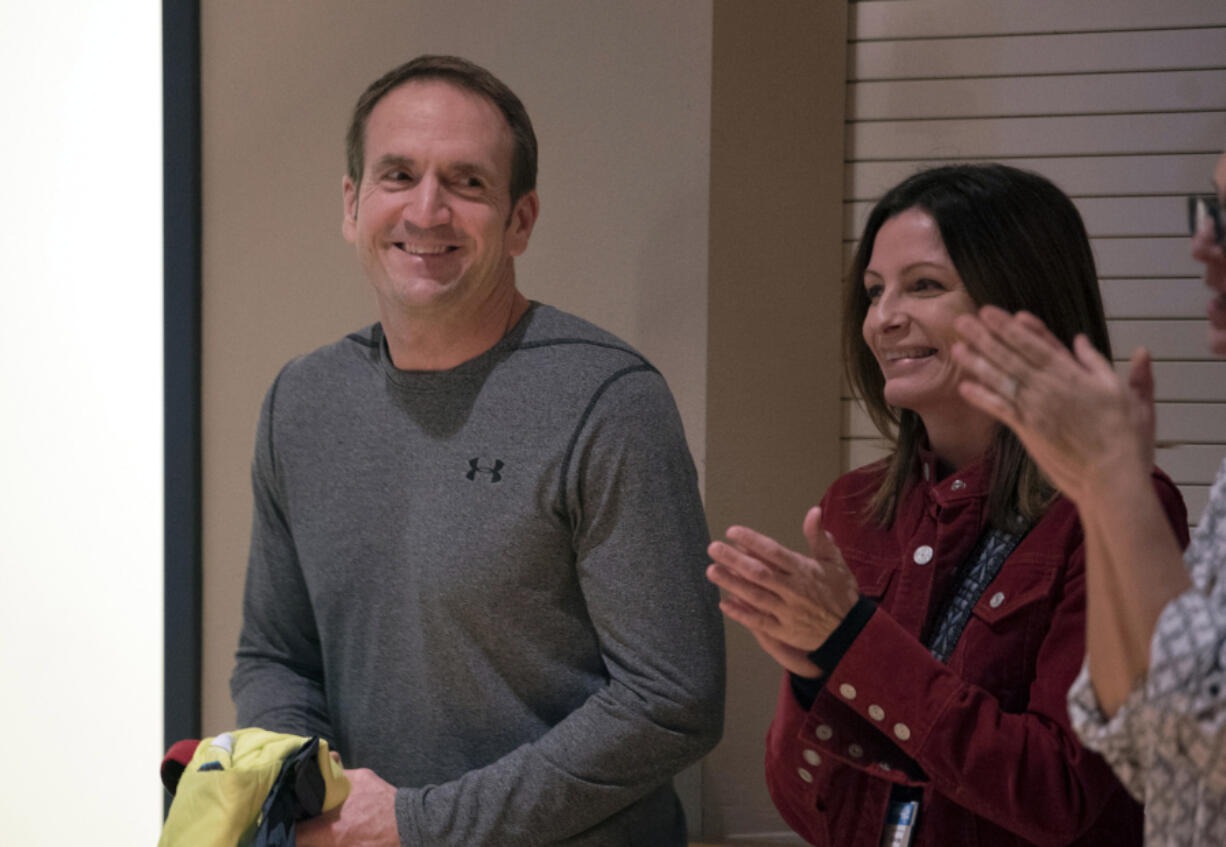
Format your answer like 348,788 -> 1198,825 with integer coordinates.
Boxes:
803,749 -> 822,766
815,724 -> 833,741
989,592 -> 1005,609
893,723 -> 911,741
838,683 -> 857,700
868,704 -> 885,721
913,545 -> 933,565
951,479 -> 965,491
797,767 -> 813,783
848,743 -> 864,759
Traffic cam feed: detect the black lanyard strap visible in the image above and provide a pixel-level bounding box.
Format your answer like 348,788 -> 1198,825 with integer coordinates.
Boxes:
926,525 -> 1027,664
880,520 -> 1029,847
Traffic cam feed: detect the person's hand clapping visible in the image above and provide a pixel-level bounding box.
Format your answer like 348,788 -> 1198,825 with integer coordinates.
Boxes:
952,305 -> 1155,504
706,506 -> 859,678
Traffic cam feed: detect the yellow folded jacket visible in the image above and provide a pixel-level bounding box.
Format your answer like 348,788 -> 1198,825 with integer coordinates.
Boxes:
159,728 -> 350,847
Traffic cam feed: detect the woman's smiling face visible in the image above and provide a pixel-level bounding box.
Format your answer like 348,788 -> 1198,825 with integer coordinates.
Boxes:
861,207 -> 979,416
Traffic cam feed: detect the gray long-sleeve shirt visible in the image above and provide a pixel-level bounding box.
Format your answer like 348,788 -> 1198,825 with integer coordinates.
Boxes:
231,303 -> 725,845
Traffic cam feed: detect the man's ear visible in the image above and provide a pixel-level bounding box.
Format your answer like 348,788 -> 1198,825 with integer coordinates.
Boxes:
505,190 -> 539,258
341,175 -> 359,243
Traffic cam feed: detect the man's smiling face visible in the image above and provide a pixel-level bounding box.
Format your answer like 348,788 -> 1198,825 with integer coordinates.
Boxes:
342,79 -> 536,321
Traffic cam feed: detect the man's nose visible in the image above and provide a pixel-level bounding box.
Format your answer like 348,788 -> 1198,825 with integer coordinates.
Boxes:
403,176 -> 451,228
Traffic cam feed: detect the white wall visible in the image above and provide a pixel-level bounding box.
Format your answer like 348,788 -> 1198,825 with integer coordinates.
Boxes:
0,2 -> 164,843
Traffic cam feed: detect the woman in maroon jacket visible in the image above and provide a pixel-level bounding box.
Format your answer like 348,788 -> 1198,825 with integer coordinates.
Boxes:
707,164 -> 1189,847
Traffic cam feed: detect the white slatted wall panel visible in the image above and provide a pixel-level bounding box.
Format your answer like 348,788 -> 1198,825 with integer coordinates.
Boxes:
842,1 -> 1226,521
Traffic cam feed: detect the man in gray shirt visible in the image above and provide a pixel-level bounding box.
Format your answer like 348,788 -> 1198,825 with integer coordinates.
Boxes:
230,55 -> 725,846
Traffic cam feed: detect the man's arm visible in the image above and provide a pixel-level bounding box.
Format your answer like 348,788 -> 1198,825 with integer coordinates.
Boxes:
230,373 -> 336,742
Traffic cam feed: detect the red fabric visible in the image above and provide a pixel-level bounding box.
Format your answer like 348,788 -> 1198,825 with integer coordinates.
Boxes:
764,453 -> 1189,847
161,738 -> 201,794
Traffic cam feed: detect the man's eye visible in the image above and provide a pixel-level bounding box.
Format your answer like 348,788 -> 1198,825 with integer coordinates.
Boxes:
387,171 -> 413,182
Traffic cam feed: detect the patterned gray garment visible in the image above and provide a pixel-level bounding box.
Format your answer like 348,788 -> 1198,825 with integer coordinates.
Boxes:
1069,458 -> 1226,846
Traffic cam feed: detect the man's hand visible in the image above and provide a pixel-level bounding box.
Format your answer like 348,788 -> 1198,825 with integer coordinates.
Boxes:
297,767 -> 399,847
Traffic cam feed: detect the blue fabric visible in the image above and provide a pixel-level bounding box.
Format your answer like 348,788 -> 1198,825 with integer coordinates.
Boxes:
252,737 -> 325,847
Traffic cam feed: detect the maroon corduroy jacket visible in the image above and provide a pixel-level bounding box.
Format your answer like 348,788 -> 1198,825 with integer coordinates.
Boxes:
764,452 -> 1189,847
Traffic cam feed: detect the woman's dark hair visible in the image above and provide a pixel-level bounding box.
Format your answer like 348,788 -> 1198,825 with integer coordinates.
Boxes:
843,163 -> 1111,529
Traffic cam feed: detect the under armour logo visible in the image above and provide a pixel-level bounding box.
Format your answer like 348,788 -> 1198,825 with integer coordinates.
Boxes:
466,458 -> 504,483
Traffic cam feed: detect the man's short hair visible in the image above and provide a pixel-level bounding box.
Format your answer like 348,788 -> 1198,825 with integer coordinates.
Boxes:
345,55 -> 538,205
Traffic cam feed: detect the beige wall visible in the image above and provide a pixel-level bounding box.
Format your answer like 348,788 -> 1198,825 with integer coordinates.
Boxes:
201,0 -> 715,730
704,2 -> 846,837
200,1 -> 844,837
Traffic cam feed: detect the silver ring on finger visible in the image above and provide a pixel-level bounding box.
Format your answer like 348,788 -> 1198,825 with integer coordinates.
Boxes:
1001,374 -> 1019,401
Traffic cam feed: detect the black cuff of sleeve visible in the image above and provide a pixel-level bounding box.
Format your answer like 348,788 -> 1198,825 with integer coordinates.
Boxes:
789,673 -> 824,710
809,596 -> 877,675
788,597 -> 877,710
